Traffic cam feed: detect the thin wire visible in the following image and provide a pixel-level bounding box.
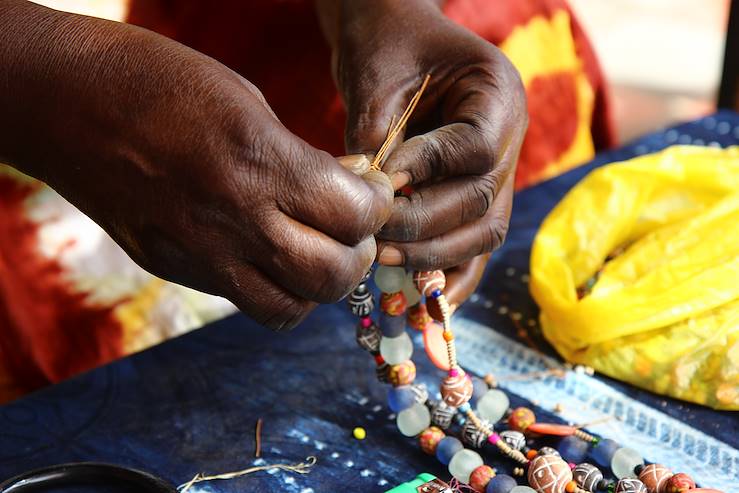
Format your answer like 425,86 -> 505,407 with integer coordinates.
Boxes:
255,418 -> 263,458
178,456 -> 317,492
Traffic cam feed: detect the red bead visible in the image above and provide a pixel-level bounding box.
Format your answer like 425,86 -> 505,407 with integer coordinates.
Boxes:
419,426 -> 445,455
388,360 -> 416,386
469,465 -> 496,492
508,407 -> 536,432
407,303 -> 432,330
413,270 -> 446,297
380,291 -> 407,315
665,473 -> 695,493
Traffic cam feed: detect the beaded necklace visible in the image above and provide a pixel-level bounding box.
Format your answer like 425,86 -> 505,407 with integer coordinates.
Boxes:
347,267 -> 724,493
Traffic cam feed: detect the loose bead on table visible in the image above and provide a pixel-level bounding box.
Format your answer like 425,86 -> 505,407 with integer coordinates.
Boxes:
449,449 -> 484,483
436,436 -> 464,465
508,407 -> 536,432
379,332 -> 414,365
486,474 -> 518,493
528,454 -> 573,493
375,265 -> 406,293
396,402 -> 431,437
611,447 -> 644,479
477,389 -> 510,423
638,464 -> 672,493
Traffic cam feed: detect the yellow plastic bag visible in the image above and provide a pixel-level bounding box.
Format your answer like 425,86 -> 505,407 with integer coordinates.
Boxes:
530,145 -> 739,410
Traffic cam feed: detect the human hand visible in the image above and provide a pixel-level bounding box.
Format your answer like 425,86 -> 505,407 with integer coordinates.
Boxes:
1,2 -> 393,329
319,0 -> 527,308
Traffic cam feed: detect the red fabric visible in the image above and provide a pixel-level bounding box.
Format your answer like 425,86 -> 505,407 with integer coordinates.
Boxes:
0,176 -> 124,399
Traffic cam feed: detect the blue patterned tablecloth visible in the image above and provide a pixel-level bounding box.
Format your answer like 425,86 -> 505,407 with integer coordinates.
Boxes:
1,112 -> 737,492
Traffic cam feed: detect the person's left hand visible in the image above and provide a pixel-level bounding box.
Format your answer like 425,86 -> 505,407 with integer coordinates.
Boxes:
320,0 -> 527,308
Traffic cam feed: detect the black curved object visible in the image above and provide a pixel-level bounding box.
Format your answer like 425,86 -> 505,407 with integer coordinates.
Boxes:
0,463 -> 176,493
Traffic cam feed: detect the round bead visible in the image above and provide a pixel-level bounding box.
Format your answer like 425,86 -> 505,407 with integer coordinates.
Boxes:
538,447 -> 561,458
380,291 -> 407,316
508,407 -> 536,432
430,400 -> 457,429
616,478 -> 648,493
419,426 -> 446,455
477,389 -> 510,423
441,373 -> 474,407
462,418 -> 492,449
413,270 -> 447,296
407,303 -> 431,330
510,488 -> 537,493
355,320 -> 382,353
379,332 -> 413,365
402,271 -> 422,306
558,436 -> 590,464
449,449 -> 484,484
573,463 -> 603,492
388,360 -> 416,386
348,284 -> 374,317
388,385 -> 416,412
486,474 -> 518,493
528,455 -> 573,493
380,312 -> 407,337
436,436 -> 464,465
375,266 -> 406,293
500,430 -> 526,450
638,464 -> 673,493
352,427 -> 366,440
470,465 -> 496,492
590,438 -> 621,468
665,473 -> 695,493
396,402 -> 431,437
611,447 -> 644,479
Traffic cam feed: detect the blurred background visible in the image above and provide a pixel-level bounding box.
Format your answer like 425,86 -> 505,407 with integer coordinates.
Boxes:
30,0 -> 734,144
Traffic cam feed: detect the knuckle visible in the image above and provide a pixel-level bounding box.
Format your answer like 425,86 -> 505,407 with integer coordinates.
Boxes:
480,210 -> 510,254
400,195 -> 433,241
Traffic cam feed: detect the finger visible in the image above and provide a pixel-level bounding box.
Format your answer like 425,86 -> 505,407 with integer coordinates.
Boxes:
381,68 -> 525,189
255,208 -> 378,303
444,253 -> 491,308
337,153 -> 372,175
377,172 -> 513,270
378,170 -> 509,242
218,261 -> 317,331
269,128 -> 394,246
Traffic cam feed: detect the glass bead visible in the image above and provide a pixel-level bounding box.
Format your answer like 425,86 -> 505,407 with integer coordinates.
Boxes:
510,488 -> 537,493
402,271 -> 422,306
379,332 -> 413,365
528,455 -> 572,493
610,447 -> 644,479
486,474 -> 518,493
590,438 -> 620,468
388,385 -> 416,413
435,436 -> 463,465
573,463 -> 603,492
396,402 -> 431,437
476,389 -> 510,423
375,266 -> 406,293
471,376 -> 489,405
558,436 -> 590,464
380,312 -> 407,337
448,449 -> 484,484
615,478 -> 648,493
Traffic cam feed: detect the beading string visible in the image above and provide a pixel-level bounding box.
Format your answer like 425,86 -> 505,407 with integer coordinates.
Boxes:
178,456 -> 317,492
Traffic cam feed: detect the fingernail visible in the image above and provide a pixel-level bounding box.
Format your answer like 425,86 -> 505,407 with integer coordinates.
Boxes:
337,154 -> 371,175
378,245 -> 403,266
390,172 -> 410,190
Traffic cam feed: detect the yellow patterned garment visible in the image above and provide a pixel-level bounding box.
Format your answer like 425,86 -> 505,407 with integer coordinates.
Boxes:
530,146 -> 739,410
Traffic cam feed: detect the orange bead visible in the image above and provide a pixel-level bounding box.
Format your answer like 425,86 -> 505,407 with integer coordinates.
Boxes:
442,331 -> 454,342
419,426 -> 445,455
407,303 -> 432,330
388,360 -> 416,386
566,480 -> 577,493
380,291 -> 407,316
527,449 -> 539,460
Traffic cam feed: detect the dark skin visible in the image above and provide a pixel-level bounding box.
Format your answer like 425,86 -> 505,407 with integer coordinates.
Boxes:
0,0 -> 526,328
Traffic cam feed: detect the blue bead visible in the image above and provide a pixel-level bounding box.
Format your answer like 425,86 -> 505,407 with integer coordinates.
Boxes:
486,474 -> 517,493
380,312 -> 406,337
430,289 -> 442,298
435,436 -> 463,465
387,386 -> 416,412
458,402 -> 471,413
470,377 -> 488,406
558,435 -> 590,464
590,438 -> 621,468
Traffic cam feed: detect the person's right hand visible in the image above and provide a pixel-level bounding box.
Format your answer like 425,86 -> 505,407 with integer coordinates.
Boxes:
0,0 -> 393,330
